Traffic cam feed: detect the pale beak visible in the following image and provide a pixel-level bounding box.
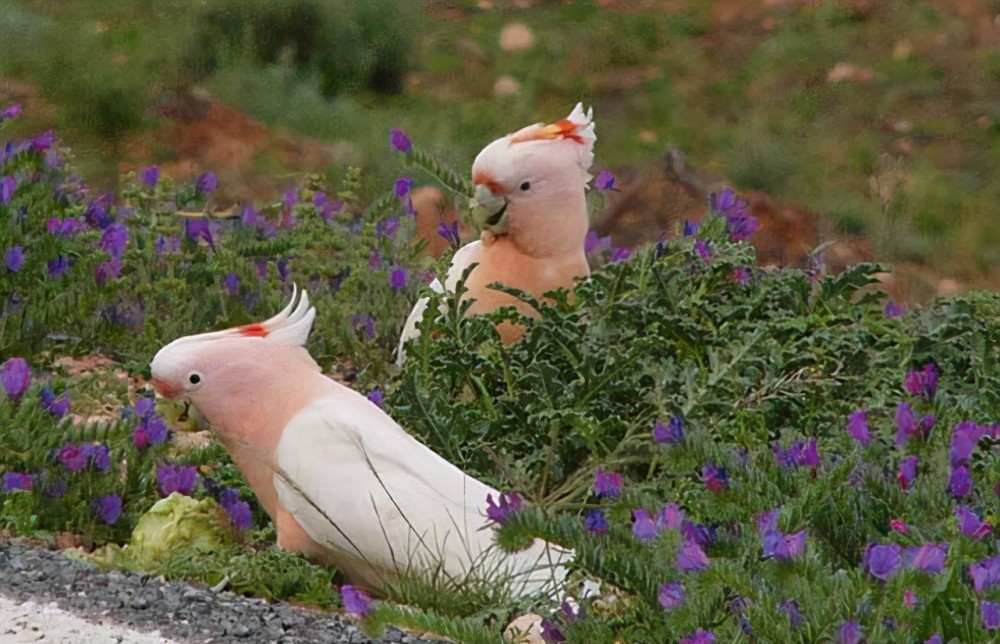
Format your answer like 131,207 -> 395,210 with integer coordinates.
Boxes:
151,377 -> 181,400
470,183 -> 510,235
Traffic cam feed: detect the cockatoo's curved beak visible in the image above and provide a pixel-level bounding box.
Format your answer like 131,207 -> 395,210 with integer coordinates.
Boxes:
470,183 -> 509,236
151,377 -> 181,400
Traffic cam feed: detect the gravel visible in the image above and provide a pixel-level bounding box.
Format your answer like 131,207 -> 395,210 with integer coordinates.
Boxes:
0,539 -> 444,643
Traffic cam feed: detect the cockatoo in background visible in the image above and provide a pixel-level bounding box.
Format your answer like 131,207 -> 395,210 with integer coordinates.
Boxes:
396,103 -> 596,364
150,288 -> 571,598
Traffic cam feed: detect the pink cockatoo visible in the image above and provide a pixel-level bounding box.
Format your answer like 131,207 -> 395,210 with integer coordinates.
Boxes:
396,104 -> 595,363
150,288 -> 571,597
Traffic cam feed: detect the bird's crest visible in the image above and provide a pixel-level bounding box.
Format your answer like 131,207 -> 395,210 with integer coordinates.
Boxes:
231,285 -> 315,346
509,103 -> 595,146
167,286 -> 316,350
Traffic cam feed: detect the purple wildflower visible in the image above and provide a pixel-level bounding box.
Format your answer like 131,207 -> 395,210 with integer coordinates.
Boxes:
48,256 -> 69,278
983,601 -> 1000,630
583,509 -> 609,534
94,258 -> 122,284
799,439 -> 819,470
30,131 -> 54,152
904,543 -> 947,574
863,543 -> 902,580
763,530 -> 807,561
713,189 -> 758,241
904,589 -> 917,608
393,177 -> 412,199
1,357 -> 31,399
560,601 -> 579,623
683,220 -> 699,237
609,247 -> 631,263
584,229 -> 612,254
971,555 -> 1000,592
782,600 -> 804,627
82,444 -> 111,472
99,224 -> 128,259
133,415 -> 168,449
56,445 -> 87,472
0,103 -> 21,120
2,472 -> 32,492
677,538 -> 710,572
926,636 -> 942,644
731,267 -> 752,286
656,503 -> 685,531
956,505 -> 991,540
436,219 -> 461,247
632,509 -> 657,542
595,170 -> 618,191
47,218 -> 80,237
694,240 -> 712,261
653,416 -> 684,444
0,176 -> 16,204
389,129 -> 412,153
366,389 -> 384,408
838,620 -> 862,644
680,629 -> 715,644
847,411 -> 870,445
905,363 -> 938,399
340,585 -> 373,617
895,402 -> 917,445
389,268 -> 408,290
275,258 -> 291,283
701,463 -> 728,493
593,468 -> 622,499
184,218 -> 216,251
485,492 -> 522,524
195,171 -> 217,193
220,488 -> 253,530
951,420 -> 987,469
758,508 -> 780,535
351,312 -> 376,339
140,165 -> 159,188
539,619 -> 565,643
376,216 -> 399,239
885,300 -> 905,318
157,465 -> 198,496
948,465 -> 972,499
658,582 -> 684,611
223,273 -> 239,296
95,495 -> 123,525
897,456 -> 919,490
682,521 -> 718,547
4,245 -> 24,272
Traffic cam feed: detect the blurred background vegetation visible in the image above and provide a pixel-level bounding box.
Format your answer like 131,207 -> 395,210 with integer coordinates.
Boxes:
2,0 -> 999,299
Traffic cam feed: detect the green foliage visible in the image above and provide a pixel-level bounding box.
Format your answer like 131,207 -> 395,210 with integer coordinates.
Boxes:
187,0 -> 416,97
8,103 -> 1000,641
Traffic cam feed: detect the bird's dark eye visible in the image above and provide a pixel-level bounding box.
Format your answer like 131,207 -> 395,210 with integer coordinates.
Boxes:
520,181 -> 530,191
189,374 -> 201,385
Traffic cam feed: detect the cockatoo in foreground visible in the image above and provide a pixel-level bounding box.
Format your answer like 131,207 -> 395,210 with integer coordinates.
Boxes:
396,103 -> 596,364
150,288 -> 571,598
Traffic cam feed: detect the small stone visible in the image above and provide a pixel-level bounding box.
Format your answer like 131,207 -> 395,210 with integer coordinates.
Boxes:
493,75 -> 521,96
504,612 -> 545,643
129,596 -> 148,609
232,624 -> 253,638
499,22 -> 534,53
826,62 -> 876,84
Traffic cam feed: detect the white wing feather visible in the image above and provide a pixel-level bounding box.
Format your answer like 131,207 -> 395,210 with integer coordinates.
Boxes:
272,389 -> 570,596
395,241 -> 485,366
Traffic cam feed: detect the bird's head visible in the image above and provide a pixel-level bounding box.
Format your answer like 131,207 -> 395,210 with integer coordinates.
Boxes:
470,103 -> 596,256
150,287 -> 318,421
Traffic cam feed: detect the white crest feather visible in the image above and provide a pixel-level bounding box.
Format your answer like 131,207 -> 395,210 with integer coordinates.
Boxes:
259,285 -> 316,346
